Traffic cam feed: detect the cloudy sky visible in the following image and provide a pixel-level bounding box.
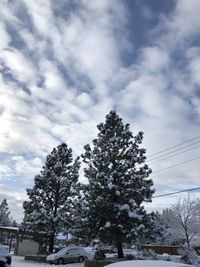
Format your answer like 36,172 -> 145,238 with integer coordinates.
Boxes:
0,0 -> 200,221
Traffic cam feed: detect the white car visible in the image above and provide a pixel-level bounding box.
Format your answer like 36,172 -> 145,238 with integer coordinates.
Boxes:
0,244 -> 12,267
46,246 -> 88,265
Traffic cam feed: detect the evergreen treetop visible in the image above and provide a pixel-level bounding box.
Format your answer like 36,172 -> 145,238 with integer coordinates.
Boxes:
0,198 -> 12,226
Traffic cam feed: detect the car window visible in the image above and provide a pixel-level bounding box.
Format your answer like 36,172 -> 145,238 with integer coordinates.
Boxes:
68,249 -> 76,253
68,248 -> 81,254
57,248 -> 68,254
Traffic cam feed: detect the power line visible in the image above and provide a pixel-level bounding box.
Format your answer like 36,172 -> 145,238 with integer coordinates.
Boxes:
153,155 -> 200,173
152,187 -> 200,198
148,135 -> 200,158
148,145 -> 200,165
147,141 -> 200,163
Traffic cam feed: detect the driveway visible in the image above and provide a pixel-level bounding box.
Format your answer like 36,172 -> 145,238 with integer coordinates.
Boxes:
12,256 -> 84,267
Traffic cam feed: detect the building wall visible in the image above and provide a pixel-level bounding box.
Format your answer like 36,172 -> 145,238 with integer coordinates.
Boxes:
17,240 -> 39,256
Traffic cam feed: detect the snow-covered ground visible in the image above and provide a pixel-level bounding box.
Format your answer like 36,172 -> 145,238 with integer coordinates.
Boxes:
12,256 -> 196,267
107,260 -> 195,267
12,256 -> 84,267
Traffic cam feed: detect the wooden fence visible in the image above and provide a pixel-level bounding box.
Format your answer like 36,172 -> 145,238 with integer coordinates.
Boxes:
141,245 -> 179,255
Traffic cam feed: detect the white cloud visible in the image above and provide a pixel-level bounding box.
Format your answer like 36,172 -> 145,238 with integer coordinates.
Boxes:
188,56 -> 200,86
155,0 -> 200,50
39,60 -> 69,99
0,22 -> 11,49
22,0 -> 53,36
170,0 -> 200,40
0,0 -> 200,218
59,8 -> 121,89
76,92 -> 94,108
191,97 -> 200,117
0,49 -> 37,84
0,164 -> 12,179
139,47 -> 169,73
14,157 -> 43,180
0,155 -> 43,181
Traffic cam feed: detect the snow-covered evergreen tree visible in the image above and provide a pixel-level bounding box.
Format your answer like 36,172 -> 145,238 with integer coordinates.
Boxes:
142,211 -> 168,244
23,143 -> 80,252
12,220 -> 18,227
0,198 -> 12,226
73,111 -> 154,258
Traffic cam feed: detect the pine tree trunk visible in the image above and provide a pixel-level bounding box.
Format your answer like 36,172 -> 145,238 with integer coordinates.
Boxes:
116,241 -> 124,258
49,233 -> 55,253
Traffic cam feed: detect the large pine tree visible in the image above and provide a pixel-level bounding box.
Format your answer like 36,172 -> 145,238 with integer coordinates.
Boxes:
0,198 -> 12,226
23,143 -> 80,252
73,111 -> 154,257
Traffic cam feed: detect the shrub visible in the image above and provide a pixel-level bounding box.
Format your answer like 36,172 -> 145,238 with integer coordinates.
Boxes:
179,246 -> 200,266
142,249 -> 158,260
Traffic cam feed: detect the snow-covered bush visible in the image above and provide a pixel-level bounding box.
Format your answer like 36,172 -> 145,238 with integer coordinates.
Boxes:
142,248 -> 158,260
179,246 -> 200,266
126,254 -> 137,260
156,253 -> 178,262
157,253 -> 171,261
